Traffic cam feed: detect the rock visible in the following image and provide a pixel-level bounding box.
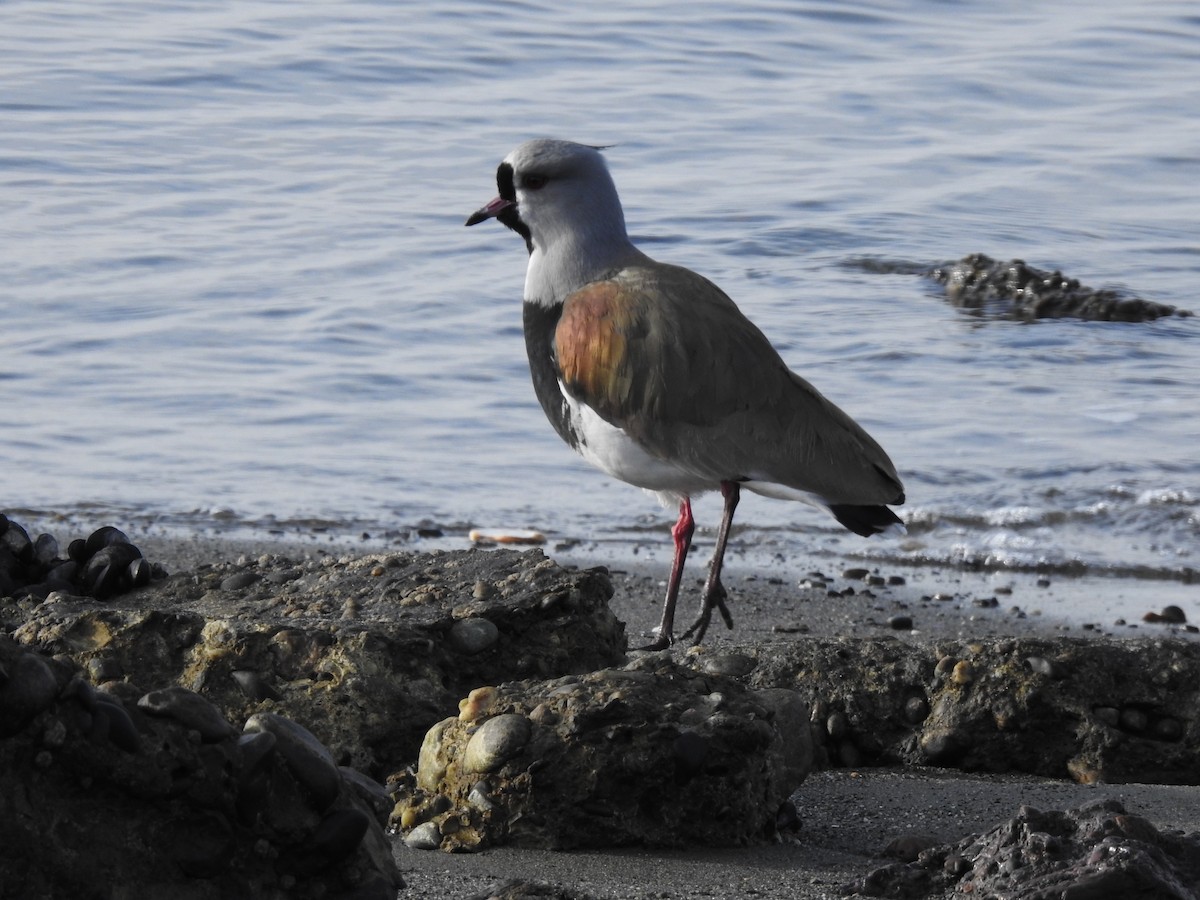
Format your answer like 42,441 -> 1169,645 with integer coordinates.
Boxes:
746,636 -> 1200,783
848,799 -> 1200,898
462,713 -> 532,773
13,547 -> 626,775
0,636 -> 403,898
244,712 -> 342,812
450,616 -> 501,654
139,685 -> 236,743
927,254 -> 1191,321
404,820 -> 443,850
392,656 -> 811,850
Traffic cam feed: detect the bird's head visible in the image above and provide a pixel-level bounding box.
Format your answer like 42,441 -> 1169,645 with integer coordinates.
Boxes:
466,139 -> 628,258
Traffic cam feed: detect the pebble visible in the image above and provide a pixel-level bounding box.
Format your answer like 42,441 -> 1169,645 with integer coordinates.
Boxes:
449,617 -> 500,655
904,696 -> 929,724
934,656 -> 957,679
920,727 -> 969,763
888,615 -> 913,631
467,781 -> 496,811
404,821 -> 443,851
138,686 -> 235,743
459,686 -> 498,723
951,661 -> 975,686
221,571 -> 260,592
699,652 -> 756,677
244,712 -> 342,811
841,567 -> 870,580
463,713 -> 532,774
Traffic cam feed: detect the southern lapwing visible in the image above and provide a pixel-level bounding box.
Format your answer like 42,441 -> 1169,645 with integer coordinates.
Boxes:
467,139 -> 904,648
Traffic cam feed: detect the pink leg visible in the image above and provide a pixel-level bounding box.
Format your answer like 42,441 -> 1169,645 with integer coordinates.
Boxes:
683,481 -> 739,644
645,497 -> 694,649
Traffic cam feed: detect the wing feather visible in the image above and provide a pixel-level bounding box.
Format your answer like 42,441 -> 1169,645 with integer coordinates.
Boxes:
555,263 -> 903,506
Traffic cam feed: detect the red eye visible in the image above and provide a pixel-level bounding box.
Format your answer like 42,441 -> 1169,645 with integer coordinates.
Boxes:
522,174 -> 547,190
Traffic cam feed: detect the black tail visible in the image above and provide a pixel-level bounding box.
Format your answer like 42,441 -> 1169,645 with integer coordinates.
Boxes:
828,504 -> 904,537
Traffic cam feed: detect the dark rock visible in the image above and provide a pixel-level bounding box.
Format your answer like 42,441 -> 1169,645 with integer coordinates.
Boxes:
927,254 -> 1191,321
746,636 -> 1200,782
0,635 -> 403,898
848,799 -> 1200,899
245,712 -> 342,812
138,685 -> 236,743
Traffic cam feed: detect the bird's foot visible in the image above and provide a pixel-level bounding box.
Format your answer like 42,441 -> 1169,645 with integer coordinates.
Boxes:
681,583 -> 734,645
636,631 -> 674,651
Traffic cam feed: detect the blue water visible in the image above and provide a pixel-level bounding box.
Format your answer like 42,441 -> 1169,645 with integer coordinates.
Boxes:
3,1 -> 1198,616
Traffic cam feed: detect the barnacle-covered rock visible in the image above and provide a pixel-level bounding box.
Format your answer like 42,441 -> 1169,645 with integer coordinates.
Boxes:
928,253 -> 1191,321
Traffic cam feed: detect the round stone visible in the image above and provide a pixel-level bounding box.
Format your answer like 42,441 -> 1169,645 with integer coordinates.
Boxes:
449,618 -> 500,655
404,821 -> 443,851
138,686 -> 234,743
463,714 -> 532,774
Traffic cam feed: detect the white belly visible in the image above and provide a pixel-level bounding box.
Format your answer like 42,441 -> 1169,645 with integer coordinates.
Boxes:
563,388 -> 712,498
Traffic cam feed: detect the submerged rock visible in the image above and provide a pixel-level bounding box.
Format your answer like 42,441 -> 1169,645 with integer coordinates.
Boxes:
390,654 -> 812,850
851,254 -> 1191,321
928,253 -> 1191,321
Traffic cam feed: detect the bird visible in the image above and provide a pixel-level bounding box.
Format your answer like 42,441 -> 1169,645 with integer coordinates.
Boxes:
466,139 -> 904,648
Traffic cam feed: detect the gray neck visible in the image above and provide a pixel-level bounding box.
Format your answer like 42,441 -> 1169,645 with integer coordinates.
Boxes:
524,230 -> 647,307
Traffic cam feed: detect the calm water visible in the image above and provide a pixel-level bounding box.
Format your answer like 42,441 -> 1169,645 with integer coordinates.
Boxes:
3,1 -> 1198,616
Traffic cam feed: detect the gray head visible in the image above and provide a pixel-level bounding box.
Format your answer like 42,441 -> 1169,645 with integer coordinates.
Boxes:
466,139 -> 630,258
